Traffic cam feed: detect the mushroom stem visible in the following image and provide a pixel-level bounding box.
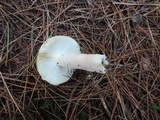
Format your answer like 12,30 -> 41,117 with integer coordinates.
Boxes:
55,54 -> 109,73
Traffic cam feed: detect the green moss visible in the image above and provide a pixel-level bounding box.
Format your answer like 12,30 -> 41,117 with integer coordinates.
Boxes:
77,111 -> 88,120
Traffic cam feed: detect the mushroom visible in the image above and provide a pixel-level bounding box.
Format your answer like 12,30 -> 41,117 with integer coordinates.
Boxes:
36,36 -> 109,85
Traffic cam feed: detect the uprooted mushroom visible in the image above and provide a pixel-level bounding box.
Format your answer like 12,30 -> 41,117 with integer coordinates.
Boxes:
36,36 -> 109,85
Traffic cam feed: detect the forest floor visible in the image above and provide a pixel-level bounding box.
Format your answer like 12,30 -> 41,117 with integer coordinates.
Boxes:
0,1 -> 160,120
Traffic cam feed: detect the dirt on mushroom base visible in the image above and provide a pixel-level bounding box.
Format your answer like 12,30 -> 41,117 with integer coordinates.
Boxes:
0,0 -> 160,119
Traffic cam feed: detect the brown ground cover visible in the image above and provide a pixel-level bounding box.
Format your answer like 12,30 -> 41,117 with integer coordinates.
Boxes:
0,0 -> 160,119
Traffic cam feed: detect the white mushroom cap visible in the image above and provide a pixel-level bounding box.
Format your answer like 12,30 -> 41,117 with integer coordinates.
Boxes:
36,36 -> 81,85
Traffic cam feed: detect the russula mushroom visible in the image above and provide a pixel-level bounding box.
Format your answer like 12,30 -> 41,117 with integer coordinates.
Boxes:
36,36 -> 109,85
